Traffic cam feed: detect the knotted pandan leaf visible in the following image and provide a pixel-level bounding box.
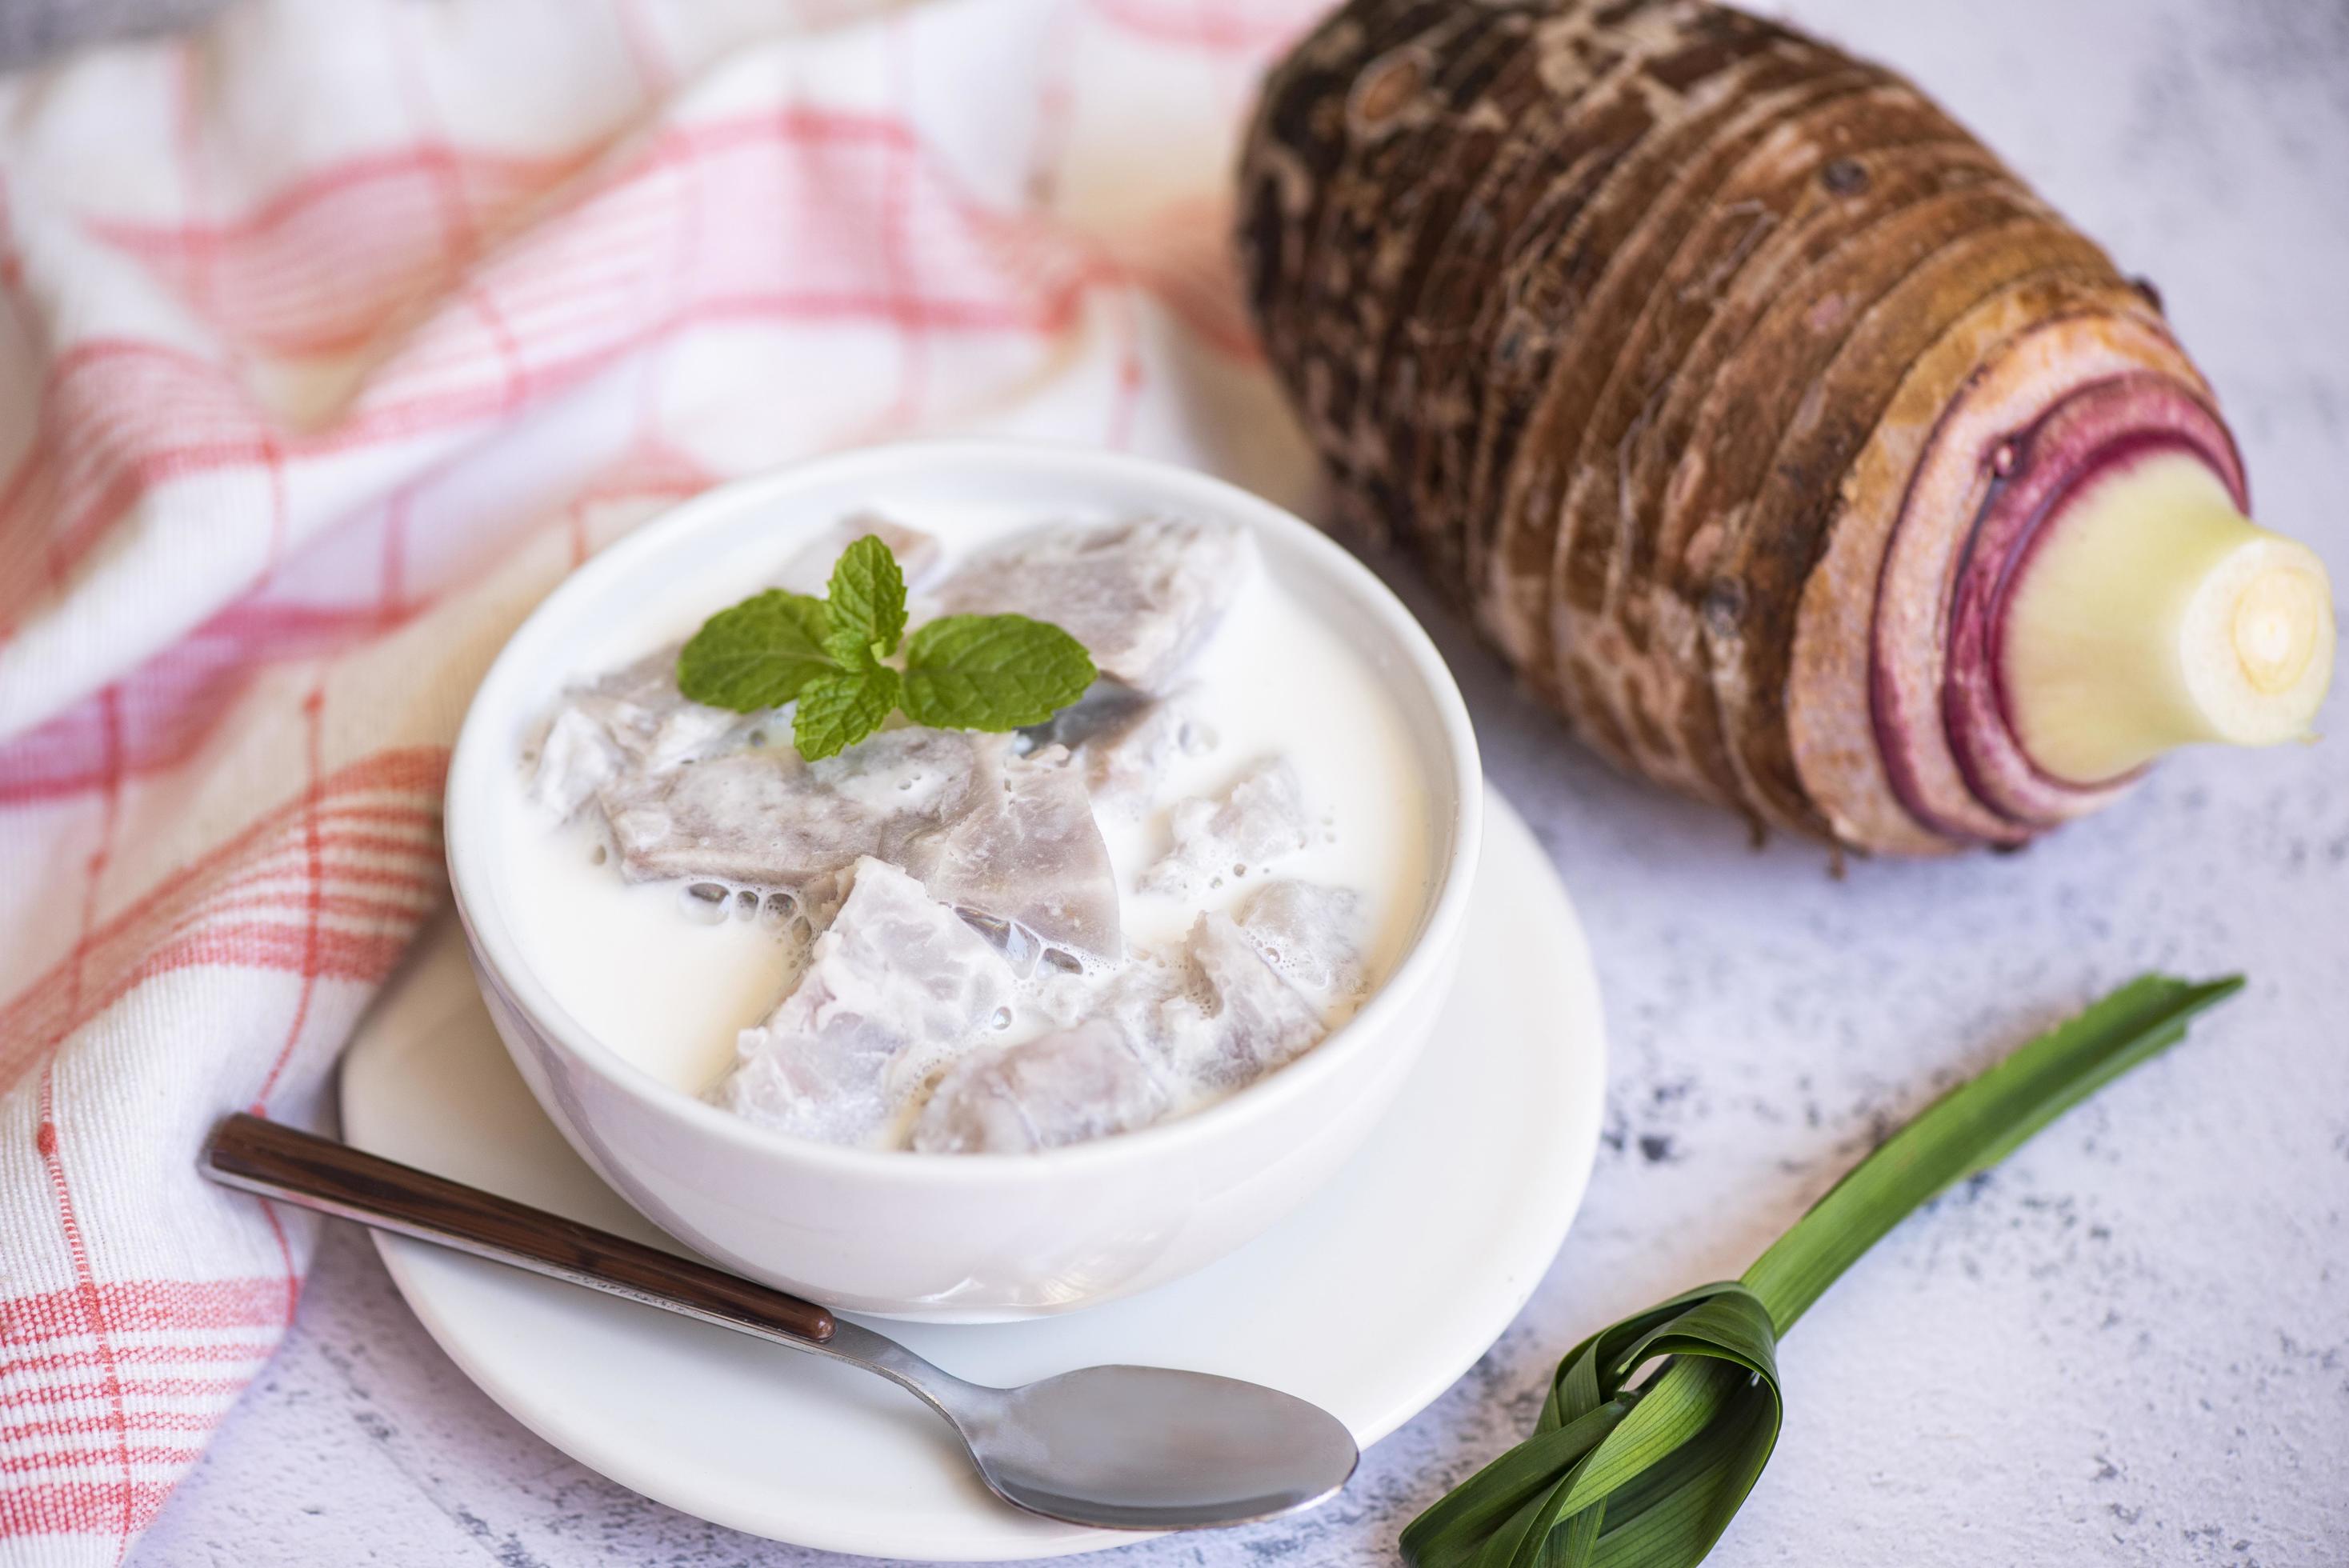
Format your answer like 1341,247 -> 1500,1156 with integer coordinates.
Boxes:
1403,974 -> 2243,1568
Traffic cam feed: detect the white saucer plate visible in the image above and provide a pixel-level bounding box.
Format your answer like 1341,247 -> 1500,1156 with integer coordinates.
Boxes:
339,784 -> 1605,1560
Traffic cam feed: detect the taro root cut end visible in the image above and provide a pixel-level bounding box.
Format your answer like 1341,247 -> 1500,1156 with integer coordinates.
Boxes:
2001,454 -> 2335,786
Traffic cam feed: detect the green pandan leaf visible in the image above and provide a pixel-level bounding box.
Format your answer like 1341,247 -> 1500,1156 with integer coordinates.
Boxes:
1402,974 -> 2243,1568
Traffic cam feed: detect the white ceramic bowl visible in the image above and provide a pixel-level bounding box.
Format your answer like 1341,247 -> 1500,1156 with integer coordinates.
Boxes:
444,440 -> 1482,1322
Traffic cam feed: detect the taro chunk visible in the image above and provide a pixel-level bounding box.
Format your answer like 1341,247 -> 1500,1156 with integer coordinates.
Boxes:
1175,910 -> 1326,1087
528,647 -> 754,818
910,1022 -> 1169,1154
901,740 -> 1122,964
932,518 -> 1250,693
1094,913 -> 1327,1098
1074,685 -> 1215,816
1017,678 -> 1154,754
715,858 -> 1014,1145
1141,757 -> 1311,895
531,707 -> 623,819
1238,880 -> 1369,997
774,515 -> 941,594
600,728 -> 980,890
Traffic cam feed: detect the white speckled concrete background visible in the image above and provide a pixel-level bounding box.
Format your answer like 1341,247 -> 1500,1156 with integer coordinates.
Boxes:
137,1 -> 2348,1563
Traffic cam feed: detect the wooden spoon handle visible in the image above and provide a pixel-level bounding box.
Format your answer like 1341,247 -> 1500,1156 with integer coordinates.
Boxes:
202,1113 -> 835,1345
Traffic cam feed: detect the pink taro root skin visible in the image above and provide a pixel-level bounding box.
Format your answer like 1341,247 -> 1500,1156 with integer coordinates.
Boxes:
1941,376 -> 2247,827
1859,310 -> 2231,850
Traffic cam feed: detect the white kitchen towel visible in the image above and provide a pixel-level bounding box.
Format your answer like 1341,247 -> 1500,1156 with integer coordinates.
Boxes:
0,1 -> 1325,1558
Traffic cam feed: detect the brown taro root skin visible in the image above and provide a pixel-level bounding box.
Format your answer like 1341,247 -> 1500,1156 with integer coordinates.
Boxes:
1236,0 -> 2243,855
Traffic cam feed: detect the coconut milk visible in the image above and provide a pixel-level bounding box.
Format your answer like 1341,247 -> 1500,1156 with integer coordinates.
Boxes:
498,515 -> 1432,1129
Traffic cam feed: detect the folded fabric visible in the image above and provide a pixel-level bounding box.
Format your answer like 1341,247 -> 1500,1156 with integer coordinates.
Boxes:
0,0 -> 1323,1558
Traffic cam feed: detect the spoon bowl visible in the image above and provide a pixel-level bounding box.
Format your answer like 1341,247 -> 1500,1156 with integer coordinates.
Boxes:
924,1358 -> 1359,1529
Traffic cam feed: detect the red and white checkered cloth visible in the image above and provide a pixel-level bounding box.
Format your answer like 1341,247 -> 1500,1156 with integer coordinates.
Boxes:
0,1 -> 1324,1558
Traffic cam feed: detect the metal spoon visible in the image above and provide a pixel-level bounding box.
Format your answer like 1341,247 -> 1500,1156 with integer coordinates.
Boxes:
201,1114 -> 1359,1531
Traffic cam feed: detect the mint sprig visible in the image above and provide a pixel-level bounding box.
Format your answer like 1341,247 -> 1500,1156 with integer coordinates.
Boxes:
676,532 -> 1097,761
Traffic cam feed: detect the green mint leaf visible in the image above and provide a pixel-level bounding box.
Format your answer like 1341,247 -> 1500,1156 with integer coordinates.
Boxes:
899,614 -> 1098,731
822,624 -> 887,671
792,666 -> 901,761
678,534 -> 1094,756
824,534 -> 907,662
675,590 -> 836,712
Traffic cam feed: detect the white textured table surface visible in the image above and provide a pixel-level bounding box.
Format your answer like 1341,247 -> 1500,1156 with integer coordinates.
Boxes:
138,2 -> 2348,1564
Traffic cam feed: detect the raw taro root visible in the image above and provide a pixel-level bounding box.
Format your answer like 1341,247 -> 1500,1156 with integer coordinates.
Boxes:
1238,0 -> 2334,854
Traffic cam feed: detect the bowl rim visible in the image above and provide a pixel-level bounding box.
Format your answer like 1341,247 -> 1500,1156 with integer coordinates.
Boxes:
445,437 -> 1483,1187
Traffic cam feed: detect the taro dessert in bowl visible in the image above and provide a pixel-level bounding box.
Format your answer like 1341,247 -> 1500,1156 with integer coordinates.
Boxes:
514,513 -> 1424,1154
445,442 -> 1479,1316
